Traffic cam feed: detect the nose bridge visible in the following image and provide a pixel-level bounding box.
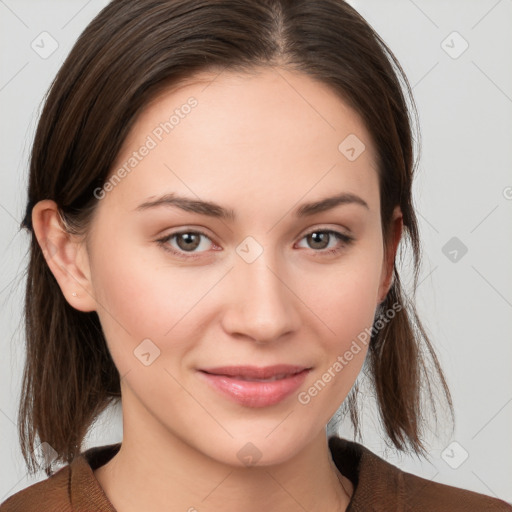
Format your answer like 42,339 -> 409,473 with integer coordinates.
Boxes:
223,239 -> 300,343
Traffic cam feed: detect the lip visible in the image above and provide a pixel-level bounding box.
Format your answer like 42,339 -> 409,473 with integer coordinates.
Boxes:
198,365 -> 311,408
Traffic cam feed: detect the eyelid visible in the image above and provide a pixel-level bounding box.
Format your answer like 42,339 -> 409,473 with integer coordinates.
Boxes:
300,225 -> 354,240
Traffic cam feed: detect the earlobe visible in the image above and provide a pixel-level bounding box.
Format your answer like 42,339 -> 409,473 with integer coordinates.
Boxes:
31,200 -> 97,312
377,206 -> 403,305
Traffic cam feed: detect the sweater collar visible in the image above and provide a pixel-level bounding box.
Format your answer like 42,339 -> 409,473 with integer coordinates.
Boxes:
71,442 -> 120,511
69,436 -> 402,511
328,436 -> 403,510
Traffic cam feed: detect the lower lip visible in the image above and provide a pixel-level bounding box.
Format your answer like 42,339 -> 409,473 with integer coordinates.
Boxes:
198,369 -> 310,408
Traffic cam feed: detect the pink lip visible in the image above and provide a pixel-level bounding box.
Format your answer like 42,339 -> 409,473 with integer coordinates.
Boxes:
198,365 -> 311,408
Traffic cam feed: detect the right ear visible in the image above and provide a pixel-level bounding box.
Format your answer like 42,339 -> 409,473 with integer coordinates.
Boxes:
31,200 -> 97,312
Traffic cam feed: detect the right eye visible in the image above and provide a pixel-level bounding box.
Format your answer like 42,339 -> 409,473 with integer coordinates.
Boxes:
156,230 -> 216,259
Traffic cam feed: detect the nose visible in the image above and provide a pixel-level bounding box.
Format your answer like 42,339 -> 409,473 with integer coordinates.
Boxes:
221,251 -> 301,345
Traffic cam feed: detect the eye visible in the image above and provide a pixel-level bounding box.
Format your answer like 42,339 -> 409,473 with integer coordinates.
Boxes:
296,229 -> 354,256
156,227 -> 354,260
156,230 -> 216,259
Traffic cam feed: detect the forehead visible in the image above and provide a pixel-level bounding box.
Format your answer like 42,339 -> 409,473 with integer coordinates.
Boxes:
103,67 -> 380,219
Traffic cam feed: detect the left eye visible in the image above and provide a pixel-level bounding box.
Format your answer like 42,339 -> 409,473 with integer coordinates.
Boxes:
296,229 -> 354,254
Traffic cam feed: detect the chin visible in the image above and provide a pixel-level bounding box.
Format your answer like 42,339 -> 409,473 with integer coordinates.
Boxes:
190,423 -> 319,469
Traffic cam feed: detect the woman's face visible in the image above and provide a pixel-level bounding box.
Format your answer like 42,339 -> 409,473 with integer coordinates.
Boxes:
80,67 -> 400,466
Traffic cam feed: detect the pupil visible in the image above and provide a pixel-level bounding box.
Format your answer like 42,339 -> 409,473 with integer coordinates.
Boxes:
309,232 -> 328,249
179,233 -> 200,251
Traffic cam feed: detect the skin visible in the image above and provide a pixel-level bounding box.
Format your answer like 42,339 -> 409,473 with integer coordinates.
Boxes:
33,66 -> 402,512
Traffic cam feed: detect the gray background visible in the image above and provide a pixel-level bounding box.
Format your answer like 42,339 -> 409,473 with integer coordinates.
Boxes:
1,0 -> 511,504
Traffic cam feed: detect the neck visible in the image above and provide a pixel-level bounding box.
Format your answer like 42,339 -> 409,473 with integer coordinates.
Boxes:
94,392 -> 353,512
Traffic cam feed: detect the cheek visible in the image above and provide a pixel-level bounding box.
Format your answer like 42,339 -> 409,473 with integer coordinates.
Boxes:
296,241 -> 383,394
302,241 -> 383,343
88,241 -> 199,365
295,279 -> 378,419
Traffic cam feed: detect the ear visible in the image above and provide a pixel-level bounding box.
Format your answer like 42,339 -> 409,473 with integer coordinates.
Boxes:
377,206 -> 403,306
31,199 -> 97,312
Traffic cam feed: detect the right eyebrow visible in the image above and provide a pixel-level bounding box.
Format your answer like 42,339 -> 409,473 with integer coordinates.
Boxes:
134,193 -> 236,221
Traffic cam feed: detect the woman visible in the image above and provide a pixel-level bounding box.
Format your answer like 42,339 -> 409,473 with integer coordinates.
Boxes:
1,0 -> 510,510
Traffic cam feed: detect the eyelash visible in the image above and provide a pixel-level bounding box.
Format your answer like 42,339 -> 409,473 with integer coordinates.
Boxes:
156,228 -> 354,260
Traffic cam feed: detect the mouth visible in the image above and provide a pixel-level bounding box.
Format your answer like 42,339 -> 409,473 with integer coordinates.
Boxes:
197,365 -> 312,407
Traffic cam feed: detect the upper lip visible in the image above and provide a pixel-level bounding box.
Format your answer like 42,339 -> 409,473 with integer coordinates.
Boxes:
199,365 -> 310,379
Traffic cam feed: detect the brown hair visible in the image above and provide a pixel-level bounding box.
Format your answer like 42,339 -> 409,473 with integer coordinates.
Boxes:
19,0 -> 453,476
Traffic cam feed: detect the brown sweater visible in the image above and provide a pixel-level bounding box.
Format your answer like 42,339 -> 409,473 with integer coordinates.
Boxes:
1,436 -> 511,511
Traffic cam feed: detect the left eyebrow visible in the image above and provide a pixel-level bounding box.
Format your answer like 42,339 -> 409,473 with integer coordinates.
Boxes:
295,192 -> 369,216
134,191 -> 369,221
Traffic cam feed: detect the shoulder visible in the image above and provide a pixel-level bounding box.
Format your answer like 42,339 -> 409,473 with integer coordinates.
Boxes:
0,444 -> 120,512
0,465 -> 72,512
328,436 -> 512,511
399,468 -> 512,511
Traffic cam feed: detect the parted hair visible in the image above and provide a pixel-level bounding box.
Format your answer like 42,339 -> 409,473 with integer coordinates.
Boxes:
19,0 -> 453,476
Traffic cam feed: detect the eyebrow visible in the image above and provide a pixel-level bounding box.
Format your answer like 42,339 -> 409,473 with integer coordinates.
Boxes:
134,192 -> 369,221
